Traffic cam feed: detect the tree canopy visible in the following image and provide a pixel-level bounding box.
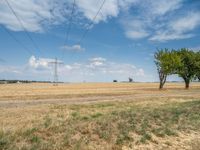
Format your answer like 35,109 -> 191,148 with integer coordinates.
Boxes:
154,49 -> 181,89
195,51 -> 200,81
154,48 -> 200,89
176,48 -> 197,88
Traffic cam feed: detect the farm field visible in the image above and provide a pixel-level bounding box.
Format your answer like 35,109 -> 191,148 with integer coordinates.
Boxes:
0,82 -> 200,150
0,82 -> 200,101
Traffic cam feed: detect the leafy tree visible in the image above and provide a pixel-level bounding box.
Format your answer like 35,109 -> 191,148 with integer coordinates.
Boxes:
195,51 -> 200,81
177,48 -> 197,89
154,49 -> 181,89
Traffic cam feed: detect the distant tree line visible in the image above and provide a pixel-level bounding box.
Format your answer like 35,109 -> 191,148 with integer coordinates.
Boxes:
154,48 -> 200,89
0,80 -> 54,84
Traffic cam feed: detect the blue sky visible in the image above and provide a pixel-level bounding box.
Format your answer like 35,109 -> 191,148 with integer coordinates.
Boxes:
0,0 -> 200,82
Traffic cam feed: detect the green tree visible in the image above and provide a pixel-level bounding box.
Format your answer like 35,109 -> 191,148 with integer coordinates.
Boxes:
177,48 -> 197,89
195,51 -> 200,81
154,49 -> 181,89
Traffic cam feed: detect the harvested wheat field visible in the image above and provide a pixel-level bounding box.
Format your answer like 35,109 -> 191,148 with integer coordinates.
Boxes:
0,82 -> 200,150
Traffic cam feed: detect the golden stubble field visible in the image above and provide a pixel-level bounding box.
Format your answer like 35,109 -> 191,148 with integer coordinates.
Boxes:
0,82 -> 200,101
0,82 -> 200,150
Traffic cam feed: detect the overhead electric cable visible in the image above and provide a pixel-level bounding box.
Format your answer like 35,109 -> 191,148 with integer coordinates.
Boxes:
64,0 -> 76,46
1,25 -> 34,55
78,0 -> 106,45
4,0 -> 44,57
61,0 -> 76,60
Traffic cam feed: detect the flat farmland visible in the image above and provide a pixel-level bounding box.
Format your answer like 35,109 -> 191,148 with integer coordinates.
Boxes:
1,83 -> 200,150
0,82 -> 200,101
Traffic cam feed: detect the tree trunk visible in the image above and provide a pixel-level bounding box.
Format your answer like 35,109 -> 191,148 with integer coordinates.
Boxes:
159,72 -> 167,90
183,78 -> 190,89
185,81 -> 190,89
159,82 -> 164,89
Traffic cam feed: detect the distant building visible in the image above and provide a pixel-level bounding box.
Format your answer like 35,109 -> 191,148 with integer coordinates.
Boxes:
129,77 -> 133,82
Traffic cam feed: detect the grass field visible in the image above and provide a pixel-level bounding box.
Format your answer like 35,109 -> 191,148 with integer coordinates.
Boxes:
0,82 -> 200,101
0,82 -> 200,150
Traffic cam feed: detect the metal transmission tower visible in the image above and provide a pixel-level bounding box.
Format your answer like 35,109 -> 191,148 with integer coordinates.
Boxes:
49,58 -> 63,86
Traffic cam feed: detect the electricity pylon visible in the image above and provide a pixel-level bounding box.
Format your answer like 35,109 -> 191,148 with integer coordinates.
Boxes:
49,58 -> 63,86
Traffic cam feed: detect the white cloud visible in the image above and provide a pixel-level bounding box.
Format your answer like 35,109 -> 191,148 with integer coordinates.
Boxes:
149,0 -> 182,16
0,0 -> 68,32
87,57 -> 107,69
59,57 -> 145,82
75,0 -> 119,24
125,30 -> 149,39
150,12 -> 200,42
123,20 -> 149,39
118,0 -> 138,10
120,0 -> 200,42
61,44 -> 85,52
136,68 -> 145,76
29,56 -> 48,69
0,0 -> 198,43
28,56 -> 63,70
56,57 -> 146,82
170,12 -> 200,33
0,56 -> 146,82
149,31 -> 194,42
89,57 -> 106,63
0,0 -> 126,32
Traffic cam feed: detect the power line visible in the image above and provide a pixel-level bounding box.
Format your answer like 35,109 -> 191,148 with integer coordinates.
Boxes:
61,0 -> 76,60
78,0 -> 106,45
4,0 -> 44,57
64,0 -> 76,46
1,25 -> 34,56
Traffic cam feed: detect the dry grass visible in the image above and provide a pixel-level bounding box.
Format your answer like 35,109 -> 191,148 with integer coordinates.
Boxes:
0,82 -> 200,100
1,98 -> 200,149
0,82 -> 200,150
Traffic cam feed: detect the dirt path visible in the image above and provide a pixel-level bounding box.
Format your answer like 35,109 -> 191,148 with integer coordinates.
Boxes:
1,91 -> 200,108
